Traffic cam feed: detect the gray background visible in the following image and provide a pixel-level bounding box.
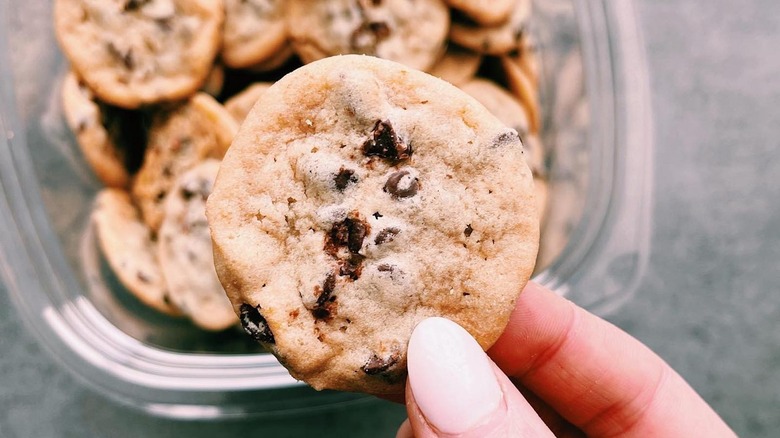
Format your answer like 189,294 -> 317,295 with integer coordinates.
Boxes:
2,0 -> 779,436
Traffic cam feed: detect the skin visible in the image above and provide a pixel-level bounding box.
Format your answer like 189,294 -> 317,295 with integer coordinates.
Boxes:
394,281 -> 737,437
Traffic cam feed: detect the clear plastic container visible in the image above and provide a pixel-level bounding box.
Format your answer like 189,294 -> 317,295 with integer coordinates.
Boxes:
0,0 -> 653,419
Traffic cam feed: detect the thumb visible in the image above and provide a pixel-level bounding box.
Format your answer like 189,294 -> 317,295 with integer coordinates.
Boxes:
399,317 -> 555,438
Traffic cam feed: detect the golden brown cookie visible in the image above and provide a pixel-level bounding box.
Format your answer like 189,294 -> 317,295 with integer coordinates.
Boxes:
158,159 -> 237,331
501,55 -> 541,133
132,93 -> 237,231
92,188 -> 181,316
207,55 -> 539,394
288,0 -> 450,72
54,0 -> 224,108
62,71 -> 133,188
222,0 -> 288,68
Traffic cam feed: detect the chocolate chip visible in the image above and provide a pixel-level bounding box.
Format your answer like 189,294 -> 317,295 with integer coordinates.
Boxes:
180,178 -> 210,201
383,170 -> 418,198
123,0 -> 150,12
338,255 -> 365,280
362,120 -> 411,164
312,307 -> 331,320
350,21 -> 391,51
107,42 -> 135,70
375,227 -> 400,245
325,213 -> 370,257
372,212 -> 383,219
492,130 -> 521,148
315,273 -> 336,308
362,351 -> 400,375
239,303 -> 275,344
377,263 -> 394,272
136,270 -> 151,283
334,167 -> 358,191
311,273 -> 339,320
464,224 -> 474,237
368,21 -> 391,39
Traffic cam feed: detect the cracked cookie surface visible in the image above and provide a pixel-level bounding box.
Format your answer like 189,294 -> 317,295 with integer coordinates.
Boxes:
207,55 -> 539,394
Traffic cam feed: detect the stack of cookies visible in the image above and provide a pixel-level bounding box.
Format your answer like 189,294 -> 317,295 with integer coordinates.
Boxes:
55,0 -> 547,335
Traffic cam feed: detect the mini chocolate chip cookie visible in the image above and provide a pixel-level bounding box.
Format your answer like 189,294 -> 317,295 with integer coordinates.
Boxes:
132,92 -> 238,232
54,0 -> 224,108
207,55 -> 539,394
61,71 -> 148,188
449,0 -> 531,55
222,0 -> 288,68
92,188 -> 180,316
224,82 -> 273,123
158,159 -> 237,331
501,55 -> 541,133
287,0 -> 450,72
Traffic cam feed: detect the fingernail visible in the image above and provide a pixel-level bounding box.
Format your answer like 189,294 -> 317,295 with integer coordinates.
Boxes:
407,317 -> 502,435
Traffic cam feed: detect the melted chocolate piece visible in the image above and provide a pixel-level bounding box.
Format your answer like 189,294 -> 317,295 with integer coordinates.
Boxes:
334,167 -> 358,191
362,350 -> 401,375
384,170 -> 418,198
315,273 -> 337,308
314,214 -> 372,319
362,120 -> 412,164
338,255 -> 365,280
325,214 -> 370,257
239,303 -> 275,344
492,130 -> 521,148
464,224 -> 474,237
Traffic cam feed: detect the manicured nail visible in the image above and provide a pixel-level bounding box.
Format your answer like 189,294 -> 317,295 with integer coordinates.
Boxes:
407,317 -> 502,435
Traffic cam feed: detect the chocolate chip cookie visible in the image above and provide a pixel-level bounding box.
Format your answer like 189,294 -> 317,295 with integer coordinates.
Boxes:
61,71 -> 146,188
287,0 -> 450,72
207,55 -> 539,394
222,0 -> 288,68
54,0 -> 224,108
132,92 -> 237,232
92,188 -> 180,316
158,159 -> 237,331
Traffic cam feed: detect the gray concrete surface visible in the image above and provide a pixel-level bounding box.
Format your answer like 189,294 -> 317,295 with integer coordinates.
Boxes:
2,0 -> 779,436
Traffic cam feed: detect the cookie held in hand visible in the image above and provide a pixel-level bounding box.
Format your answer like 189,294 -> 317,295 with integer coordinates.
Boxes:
207,55 -> 539,394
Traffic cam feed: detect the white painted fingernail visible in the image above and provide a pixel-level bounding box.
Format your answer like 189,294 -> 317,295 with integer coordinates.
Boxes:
407,317 -> 502,435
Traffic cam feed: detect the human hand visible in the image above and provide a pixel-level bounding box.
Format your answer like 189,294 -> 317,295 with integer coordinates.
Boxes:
395,282 -> 736,437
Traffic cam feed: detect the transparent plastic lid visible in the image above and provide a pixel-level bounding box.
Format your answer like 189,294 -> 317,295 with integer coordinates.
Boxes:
0,0 -> 653,418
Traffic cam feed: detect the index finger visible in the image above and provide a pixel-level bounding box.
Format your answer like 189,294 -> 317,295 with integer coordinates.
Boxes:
488,281 -> 735,437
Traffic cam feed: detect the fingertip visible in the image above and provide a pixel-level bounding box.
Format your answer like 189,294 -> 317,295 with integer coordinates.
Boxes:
404,317 -> 555,437
407,317 -> 502,434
